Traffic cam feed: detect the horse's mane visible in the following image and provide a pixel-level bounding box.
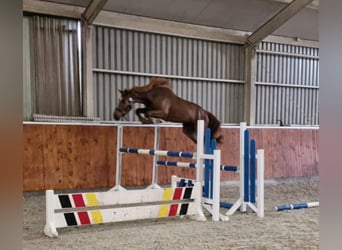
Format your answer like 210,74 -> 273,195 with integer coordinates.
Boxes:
131,78 -> 171,93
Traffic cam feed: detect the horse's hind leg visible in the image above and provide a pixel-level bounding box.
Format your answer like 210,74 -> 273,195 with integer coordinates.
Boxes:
146,110 -> 168,120
182,122 -> 197,144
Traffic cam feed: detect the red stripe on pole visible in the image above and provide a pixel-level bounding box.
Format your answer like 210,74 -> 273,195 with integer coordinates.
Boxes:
173,188 -> 183,200
77,211 -> 91,225
72,194 -> 86,207
169,204 -> 179,216
168,188 -> 183,216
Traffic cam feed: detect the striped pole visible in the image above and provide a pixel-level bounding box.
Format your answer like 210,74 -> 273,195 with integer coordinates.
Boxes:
156,160 -> 196,168
157,160 -> 238,172
220,165 -> 239,172
274,202 -> 319,211
119,148 -> 196,158
220,202 -> 233,209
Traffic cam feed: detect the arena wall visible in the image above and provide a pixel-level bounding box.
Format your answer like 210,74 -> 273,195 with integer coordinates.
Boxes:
23,123 -> 318,191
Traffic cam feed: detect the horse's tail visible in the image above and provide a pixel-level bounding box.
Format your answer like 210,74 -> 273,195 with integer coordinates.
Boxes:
207,112 -> 224,144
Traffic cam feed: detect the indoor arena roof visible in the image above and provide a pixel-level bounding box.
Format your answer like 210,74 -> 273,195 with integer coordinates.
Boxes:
31,0 -> 319,41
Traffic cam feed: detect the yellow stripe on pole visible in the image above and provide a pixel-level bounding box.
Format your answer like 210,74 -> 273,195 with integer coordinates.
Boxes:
158,188 -> 174,217
90,210 -> 103,224
162,188 -> 173,200
85,193 -> 99,206
158,205 -> 169,217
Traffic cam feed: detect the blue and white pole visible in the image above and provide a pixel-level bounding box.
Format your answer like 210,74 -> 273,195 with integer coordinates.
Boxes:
274,201 -> 319,211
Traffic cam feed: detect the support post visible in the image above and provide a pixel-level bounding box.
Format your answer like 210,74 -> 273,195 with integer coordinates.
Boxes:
148,126 -> 161,189
212,149 -> 221,221
250,140 -> 256,203
240,122 -> 247,212
210,139 -> 217,199
257,149 -> 265,217
110,126 -> 126,191
82,22 -> 94,117
171,175 -> 178,188
204,128 -> 212,198
243,46 -> 257,125
243,130 -> 250,203
196,120 -> 204,183
43,190 -> 58,237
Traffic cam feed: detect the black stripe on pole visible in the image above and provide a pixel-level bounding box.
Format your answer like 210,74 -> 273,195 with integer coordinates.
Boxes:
58,195 -> 72,208
64,213 -> 78,226
179,203 -> 189,215
183,187 -> 193,199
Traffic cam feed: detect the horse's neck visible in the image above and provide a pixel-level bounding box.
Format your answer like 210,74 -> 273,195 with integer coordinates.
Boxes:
130,91 -> 147,104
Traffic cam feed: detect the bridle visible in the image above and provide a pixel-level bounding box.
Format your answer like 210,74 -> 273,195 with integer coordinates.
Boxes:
114,97 -> 134,119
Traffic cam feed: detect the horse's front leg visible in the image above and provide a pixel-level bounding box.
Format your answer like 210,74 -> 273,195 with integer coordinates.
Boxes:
146,110 -> 168,122
135,108 -> 154,124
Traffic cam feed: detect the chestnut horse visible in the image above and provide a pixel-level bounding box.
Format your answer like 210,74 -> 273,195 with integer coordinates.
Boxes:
113,78 -> 223,144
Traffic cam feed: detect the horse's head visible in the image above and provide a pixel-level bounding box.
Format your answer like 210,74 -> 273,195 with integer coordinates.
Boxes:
113,89 -> 134,120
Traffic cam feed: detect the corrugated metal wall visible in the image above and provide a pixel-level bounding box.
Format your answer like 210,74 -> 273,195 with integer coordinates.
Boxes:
23,16 -> 34,120
92,26 -> 319,125
92,26 -> 245,123
256,42 -> 319,125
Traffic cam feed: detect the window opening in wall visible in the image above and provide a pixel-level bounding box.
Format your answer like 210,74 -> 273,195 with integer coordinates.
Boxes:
23,15 -> 83,121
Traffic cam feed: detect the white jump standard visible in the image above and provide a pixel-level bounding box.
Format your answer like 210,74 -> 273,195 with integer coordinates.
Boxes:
168,122 -> 265,218
44,182 -> 204,237
44,120 -> 223,237
116,120 -> 225,222
224,123 -> 265,218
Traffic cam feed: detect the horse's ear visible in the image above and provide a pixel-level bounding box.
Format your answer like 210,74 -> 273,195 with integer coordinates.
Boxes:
118,89 -> 124,95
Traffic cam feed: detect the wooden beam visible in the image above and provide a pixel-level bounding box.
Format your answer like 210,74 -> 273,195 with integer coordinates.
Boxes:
23,0 -> 83,19
243,46 -> 257,125
82,23 -> 94,117
95,11 -> 247,44
81,0 -> 108,25
268,0 -> 319,10
263,35 -> 318,48
23,0 -> 318,47
246,0 -> 314,47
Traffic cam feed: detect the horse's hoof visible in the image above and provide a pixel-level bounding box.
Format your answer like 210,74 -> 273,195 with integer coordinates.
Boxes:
139,119 -> 154,124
